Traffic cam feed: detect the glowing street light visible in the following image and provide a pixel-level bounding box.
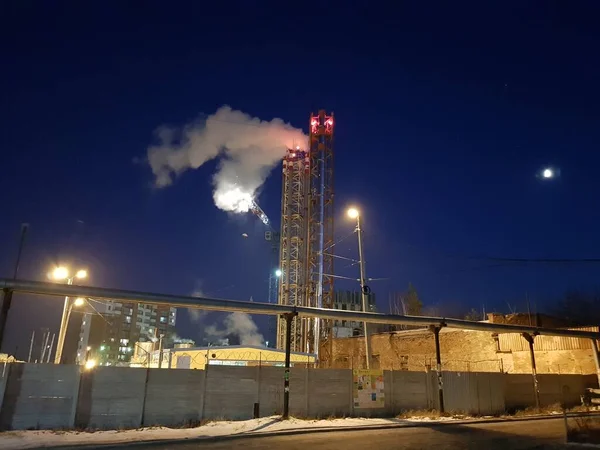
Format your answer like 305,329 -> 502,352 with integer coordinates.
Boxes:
84,359 -> 97,370
52,266 -> 69,280
346,206 -> 371,369
51,265 -> 89,364
347,208 -> 359,219
75,269 -> 88,279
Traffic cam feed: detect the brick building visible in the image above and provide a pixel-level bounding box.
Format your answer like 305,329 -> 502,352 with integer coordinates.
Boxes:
325,313 -> 598,375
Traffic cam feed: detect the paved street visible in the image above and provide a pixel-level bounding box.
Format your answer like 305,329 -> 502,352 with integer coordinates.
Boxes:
99,418 -> 569,450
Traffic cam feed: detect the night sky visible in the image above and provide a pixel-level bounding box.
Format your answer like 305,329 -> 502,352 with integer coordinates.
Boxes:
2,2 -> 600,356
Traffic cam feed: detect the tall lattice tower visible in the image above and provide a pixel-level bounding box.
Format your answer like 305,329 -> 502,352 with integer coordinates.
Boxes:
277,110 -> 335,360
276,147 -> 310,352
307,111 -> 335,361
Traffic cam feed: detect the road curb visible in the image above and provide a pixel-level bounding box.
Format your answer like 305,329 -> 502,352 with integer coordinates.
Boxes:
44,414 -> 597,450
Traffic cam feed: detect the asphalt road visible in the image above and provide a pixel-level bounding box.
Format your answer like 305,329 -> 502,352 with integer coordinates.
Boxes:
100,417 -> 570,450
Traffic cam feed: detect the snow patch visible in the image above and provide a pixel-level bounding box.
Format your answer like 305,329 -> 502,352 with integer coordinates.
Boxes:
0,416 -> 461,449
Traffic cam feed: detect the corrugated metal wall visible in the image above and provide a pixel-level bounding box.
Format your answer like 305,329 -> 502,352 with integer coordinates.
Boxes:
499,327 -> 598,352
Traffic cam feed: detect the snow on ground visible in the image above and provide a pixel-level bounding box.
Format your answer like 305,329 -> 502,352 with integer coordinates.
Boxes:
0,415 -> 463,449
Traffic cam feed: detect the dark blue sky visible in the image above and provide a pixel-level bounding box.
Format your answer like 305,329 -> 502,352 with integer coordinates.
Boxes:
2,1 -> 600,354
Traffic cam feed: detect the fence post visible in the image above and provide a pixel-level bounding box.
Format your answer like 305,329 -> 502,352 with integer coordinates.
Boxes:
71,365 -> 83,428
200,351 -> 209,421
350,368 -> 355,416
522,332 -> 541,411
139,366 -> 150,427
254,353 -> 261,419
304,361 -> 309,417
390,370 -> 395,415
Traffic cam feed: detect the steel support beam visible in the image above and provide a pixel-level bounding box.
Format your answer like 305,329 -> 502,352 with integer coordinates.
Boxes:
282,312 -> 297,419
591,339 -> 600,387
431,326 -> 444,413
522,332 -> 541,411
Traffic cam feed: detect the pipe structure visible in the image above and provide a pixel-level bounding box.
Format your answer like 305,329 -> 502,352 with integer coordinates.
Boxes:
1,278 -> 600,340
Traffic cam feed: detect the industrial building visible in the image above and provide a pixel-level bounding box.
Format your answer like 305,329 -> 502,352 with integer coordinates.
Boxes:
326,313 -> 600,375
131,343 -> 315,370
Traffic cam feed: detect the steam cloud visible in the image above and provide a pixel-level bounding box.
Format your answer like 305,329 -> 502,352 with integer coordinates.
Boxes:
204,312 -> 265,346
189,287 -> 209,322
147,106 -> 307,213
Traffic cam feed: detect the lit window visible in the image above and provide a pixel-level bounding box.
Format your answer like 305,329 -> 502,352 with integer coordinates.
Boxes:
160,317 -> 167,323
125,316 -> 131,324
120,338 -> 129,345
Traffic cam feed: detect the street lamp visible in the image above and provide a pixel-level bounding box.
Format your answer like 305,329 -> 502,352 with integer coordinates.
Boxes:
50,266 -> 88,364
84,359 -> 96,370
347,207 -> 372,369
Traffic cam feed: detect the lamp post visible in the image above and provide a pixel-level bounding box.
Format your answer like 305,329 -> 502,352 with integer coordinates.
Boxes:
51,266 -> 88,364
347,207 -> 371,369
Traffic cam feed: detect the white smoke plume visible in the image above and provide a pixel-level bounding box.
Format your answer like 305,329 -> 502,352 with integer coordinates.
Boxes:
147,105 -> 307,214
204,312 -> 264,346
189,286 -> 209,322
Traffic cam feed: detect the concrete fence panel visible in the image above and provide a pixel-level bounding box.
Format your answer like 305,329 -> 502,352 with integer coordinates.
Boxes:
0,363 -> 597,430
442,372 -> 505,415
288,368 -> 309,417
76,366 -> 146,429
142,368 -> 204,427
257,366 -> 284,417
203,366 -> 258,420
504,373 -> 597,410
308,369 -> 352,418
0,363 -> 79,430
389,371 -> 430,413
476,372 -> 506,415
0,363 -> 11,418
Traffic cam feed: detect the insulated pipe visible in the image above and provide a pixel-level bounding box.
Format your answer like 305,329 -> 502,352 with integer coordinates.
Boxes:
1,279 -> 599,341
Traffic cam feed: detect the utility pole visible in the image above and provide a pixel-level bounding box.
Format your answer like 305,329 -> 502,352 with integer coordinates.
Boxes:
348,208 -> 371,369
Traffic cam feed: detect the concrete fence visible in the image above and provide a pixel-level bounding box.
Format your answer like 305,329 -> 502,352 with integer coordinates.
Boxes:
0,363 -> 596,430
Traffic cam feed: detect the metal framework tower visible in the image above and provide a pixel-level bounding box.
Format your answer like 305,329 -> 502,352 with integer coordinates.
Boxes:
308,111 -> 335,361
276,110 -> 335,360
276,148 -> 310,352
